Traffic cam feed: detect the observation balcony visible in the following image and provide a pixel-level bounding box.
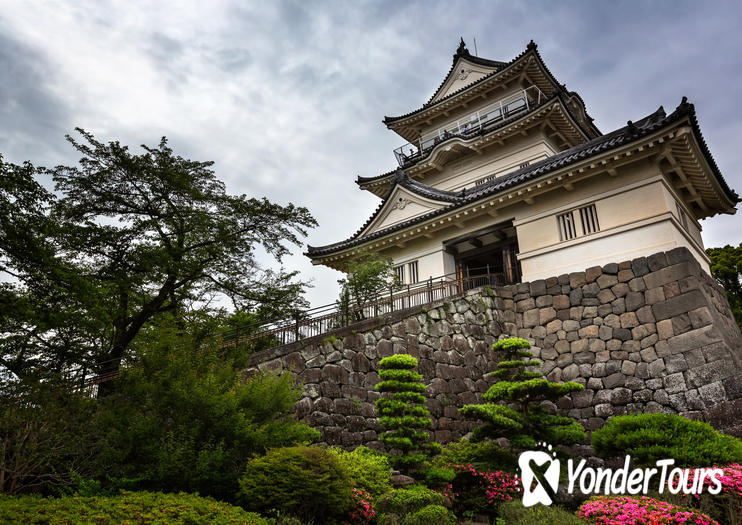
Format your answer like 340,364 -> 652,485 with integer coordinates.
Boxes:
393,86 -> 546,167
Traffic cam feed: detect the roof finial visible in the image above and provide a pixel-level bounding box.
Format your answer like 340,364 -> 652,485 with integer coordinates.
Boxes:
454,37 -> 470,61
527,39 -> 537,51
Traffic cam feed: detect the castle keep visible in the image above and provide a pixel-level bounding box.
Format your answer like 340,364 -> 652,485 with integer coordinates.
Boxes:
263,40 -> 742,446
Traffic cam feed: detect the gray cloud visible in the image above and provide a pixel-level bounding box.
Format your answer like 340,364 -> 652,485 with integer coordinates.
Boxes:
1,0 -> 740,307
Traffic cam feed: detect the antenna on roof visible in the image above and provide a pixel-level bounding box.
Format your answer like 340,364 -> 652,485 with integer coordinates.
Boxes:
473,37 -> 478,56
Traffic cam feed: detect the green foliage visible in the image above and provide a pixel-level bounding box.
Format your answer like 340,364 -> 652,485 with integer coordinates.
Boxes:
420,466 -> 456,488
400,504 -> 455,525
591,413 -> 742,467
707,243 -> 742,330
460,337 -> 586,450
0,131 -> 316,383
0,381 -> 102,495
432,439 -> 517,472
375,485 -> 445,517
375,354 -> 435,472
237,446 -> 351,524
0,491 -> 271,524
337,252 -> 396,325
97,340 -> 319,502
497,500 -> 584,524
325,446 -> 393,497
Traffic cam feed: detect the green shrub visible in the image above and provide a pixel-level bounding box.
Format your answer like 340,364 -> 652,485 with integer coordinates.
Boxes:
402,504 -> 455,525
237,446 -> 351,524
591,413 -> 742,467
326,446 -> 393,497
375,485 -> 444,517
497,500 -> 584,524
0,380 -> 102,495
460,337 -> 586,450
0,490 -> 271,524
375,354 -> 435,472
97,341 -> 319,502
432,438 -> 518,472
420,465 -> 455,489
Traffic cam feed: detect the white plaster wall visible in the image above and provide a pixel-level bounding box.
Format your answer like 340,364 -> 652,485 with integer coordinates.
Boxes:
519,217 -> 710,280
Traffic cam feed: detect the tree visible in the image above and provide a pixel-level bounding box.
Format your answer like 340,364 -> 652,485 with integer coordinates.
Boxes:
0,130 -> 317,382
375,354 -> 437,473
336,252 -> 396,324
460,337 -> 586,450
707,244 -> 742,330
96,326 -> 320,501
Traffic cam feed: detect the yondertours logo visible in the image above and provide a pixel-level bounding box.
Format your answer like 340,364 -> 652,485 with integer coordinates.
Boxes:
518,444 -> 724,507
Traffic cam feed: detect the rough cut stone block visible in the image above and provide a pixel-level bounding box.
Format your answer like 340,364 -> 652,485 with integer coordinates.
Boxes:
632,257 -> 650,276
698,381 -> 726,406
652,290 -> 707,320
553,294 -> 570,310
603,263 -> 619,275
569,272 -> 587,288
604,372 -> 626,388
689,307 -> 713,329
645,287 -> 666,305
618,269 -> 634,283
585,266 -> 602,283
647,252 -> 668,272
667,325 -> 721,351
597,274 -> 619,289
539,307 -> 557,324
621,361 -> 637,376
664,372 -> 687,394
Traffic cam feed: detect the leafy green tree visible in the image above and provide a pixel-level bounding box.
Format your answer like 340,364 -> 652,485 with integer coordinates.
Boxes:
96,325 -> 319,502
0,130 -> 316,383
0,380 -> 102,495
707,243 -> 742,330
460,337 -> 586,450
337,252 -> 396,324
375,354 -> 436,473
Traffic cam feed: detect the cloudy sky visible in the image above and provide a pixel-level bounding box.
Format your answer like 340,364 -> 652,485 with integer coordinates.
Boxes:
2,0 -> 741,307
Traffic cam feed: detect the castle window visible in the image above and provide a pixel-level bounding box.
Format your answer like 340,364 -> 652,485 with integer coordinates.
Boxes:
408,261 -> 419,284
557,211 -> 577,241
394,265 -> 405,284
579,204 -> 600,235
676,201 -> 689,231
519,161 -> 530,169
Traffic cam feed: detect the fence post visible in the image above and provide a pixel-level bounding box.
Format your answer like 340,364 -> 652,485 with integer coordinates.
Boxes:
294,314 -> 300,342
428,277 -> 433,303
406,284 -> 410,308
390,287 -> 394,312
374,292 -> 378,318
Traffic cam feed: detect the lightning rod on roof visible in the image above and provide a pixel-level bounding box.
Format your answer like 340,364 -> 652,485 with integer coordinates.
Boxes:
473,37 -> 478,56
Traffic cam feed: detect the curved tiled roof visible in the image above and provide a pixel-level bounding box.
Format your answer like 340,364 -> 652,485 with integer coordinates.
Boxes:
425,39 -> 508,105
383,40 -> 597,136
307,99 -> 738,258
359,92 -> 594,191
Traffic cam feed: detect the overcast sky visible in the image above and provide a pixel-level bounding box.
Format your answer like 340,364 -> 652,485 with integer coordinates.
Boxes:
2,0 -> 741,307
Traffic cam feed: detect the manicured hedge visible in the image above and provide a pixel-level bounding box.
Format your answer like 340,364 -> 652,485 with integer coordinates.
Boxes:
0,491 -> 271,524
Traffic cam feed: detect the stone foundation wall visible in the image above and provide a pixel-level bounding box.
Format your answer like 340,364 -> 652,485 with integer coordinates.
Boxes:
246,247 -> 742,447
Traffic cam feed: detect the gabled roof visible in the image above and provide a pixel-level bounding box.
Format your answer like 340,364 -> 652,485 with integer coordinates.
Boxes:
382,40 -> 597,140
307,99 -> 739,259
359,91 -> 595,196
426,38 -> 508,105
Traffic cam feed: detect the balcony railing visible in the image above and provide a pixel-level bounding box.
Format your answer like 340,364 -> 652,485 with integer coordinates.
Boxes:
394,86 -> 546,166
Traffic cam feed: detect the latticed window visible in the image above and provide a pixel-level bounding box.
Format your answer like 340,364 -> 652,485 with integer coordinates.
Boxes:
394,265 -> 405,284
408,261 -> 419,284
579,204 -> 600,235
676,201 -> 689,231
557,210 -> 577,241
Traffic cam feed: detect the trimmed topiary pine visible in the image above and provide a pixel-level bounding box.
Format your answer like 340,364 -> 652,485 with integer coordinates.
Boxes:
375,354 -> 436,472
460,337 -> 587,450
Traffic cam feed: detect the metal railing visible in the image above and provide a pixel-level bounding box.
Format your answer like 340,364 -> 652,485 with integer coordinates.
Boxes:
393,86 -> 546,166
68,268 -> 515,388
222,268 -> 511,348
